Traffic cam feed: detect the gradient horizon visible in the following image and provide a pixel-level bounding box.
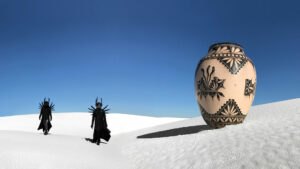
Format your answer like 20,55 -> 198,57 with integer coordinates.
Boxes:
0,0 -> 299,117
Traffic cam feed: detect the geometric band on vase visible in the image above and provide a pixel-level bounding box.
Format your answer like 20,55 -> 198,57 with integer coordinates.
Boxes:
199,99 -> 246,128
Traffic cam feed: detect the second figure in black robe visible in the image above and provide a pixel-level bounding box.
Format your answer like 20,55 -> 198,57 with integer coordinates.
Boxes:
38,98 -> 54,135
89,97 -> 110,145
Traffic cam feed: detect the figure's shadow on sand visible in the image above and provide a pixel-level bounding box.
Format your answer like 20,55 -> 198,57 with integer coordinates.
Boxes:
137,125 -> 212,139
39,133 -> 52,135
85,138 -> 107,144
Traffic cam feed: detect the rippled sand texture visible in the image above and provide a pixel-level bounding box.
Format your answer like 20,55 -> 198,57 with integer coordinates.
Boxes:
123,99 -> 300,169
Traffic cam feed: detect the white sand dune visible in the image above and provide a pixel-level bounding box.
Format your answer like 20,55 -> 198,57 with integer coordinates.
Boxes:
0,98 -> 300,169
0,130 -> 130,169
122,98 -> 300,169
0,113 -> 184,137
0,113 -> 184,169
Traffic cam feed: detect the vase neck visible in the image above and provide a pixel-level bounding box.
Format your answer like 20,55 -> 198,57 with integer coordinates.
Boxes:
208,43 -> 244,55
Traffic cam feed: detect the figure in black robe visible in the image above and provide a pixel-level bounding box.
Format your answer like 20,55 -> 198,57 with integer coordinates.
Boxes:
89,97 -> 110,145
38,98 -> 54,135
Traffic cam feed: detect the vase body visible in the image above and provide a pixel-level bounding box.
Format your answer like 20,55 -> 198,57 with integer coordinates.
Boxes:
195,43 -> 256,128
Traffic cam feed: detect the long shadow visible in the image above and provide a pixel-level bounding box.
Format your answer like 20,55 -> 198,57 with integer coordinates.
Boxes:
137,125 -> 212,139
39,133 -> 52,135
85,138 -> 107,144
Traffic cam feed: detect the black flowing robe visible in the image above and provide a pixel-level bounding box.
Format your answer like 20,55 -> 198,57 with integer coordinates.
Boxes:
92,108 -> 110,142
38,106 -> 52,132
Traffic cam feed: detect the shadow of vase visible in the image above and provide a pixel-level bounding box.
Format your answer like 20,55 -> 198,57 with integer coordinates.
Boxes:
137,125 -> 212,139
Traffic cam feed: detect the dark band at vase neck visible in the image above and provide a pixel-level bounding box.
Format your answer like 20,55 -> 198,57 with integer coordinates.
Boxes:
208,42 -> 244,52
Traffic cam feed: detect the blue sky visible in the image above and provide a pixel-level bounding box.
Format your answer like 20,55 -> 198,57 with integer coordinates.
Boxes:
0,0 -> 299,117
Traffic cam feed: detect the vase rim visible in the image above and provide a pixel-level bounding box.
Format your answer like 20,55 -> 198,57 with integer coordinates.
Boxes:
209,42 -> 243,50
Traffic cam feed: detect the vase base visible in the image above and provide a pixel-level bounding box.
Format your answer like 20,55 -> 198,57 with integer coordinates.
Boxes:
200,104 -> 246,129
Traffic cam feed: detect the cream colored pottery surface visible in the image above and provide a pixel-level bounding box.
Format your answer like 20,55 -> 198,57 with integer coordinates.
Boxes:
195,43 -> 256,127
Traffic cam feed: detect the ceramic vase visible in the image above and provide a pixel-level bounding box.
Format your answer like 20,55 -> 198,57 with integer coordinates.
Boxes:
195,43 -> 256,128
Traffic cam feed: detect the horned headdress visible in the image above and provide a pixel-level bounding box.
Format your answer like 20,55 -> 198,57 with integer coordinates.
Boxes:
88,97 -> 110,113
39,97 -> 55,111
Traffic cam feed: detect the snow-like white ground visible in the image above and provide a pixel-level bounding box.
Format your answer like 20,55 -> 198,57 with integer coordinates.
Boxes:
0,113 -> 184,169
0,98 -> 300,169
0,113 -> 184,137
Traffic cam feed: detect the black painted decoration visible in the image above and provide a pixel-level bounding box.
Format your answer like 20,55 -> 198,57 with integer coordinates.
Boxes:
217,56 -> 247,74
199,99 -> 245,128
244,79 -> 256,96
197,66 -> 225,101
217,99 -> 243,116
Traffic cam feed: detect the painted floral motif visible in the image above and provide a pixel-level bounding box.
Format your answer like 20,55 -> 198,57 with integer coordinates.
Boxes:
217,56 -> 247,74
244,79 -> 256,96
197,66 -> 225,100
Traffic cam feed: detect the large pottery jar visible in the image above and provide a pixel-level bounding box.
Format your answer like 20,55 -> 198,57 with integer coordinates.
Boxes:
195,43 -> 256,128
